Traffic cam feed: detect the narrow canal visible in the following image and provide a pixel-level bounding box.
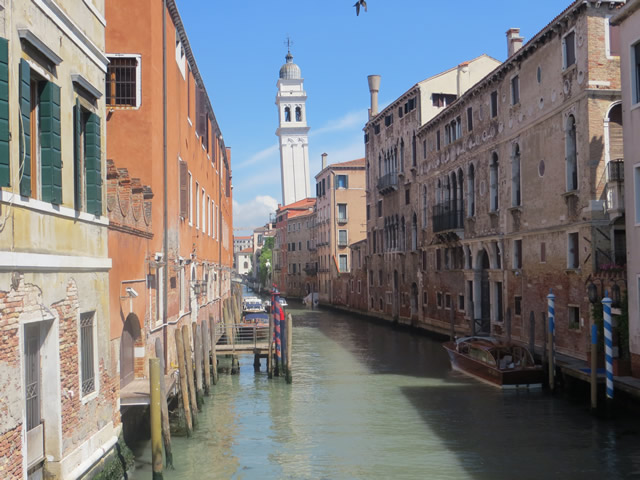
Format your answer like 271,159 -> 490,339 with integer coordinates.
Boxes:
131,301 -> 640,479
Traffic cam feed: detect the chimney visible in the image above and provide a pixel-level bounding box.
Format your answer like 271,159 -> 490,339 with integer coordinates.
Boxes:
367,75 -> 381,119
456,62 -> 469,97
506,28 -> 524,57
321,153 -> 328,170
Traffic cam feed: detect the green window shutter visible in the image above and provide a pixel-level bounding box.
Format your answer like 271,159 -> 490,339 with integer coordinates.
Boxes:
39,81 -> 62,204
0,38 -> 9,187
85,112 -> 101,216
19,59 -> 30,197
74,99 -> 82,210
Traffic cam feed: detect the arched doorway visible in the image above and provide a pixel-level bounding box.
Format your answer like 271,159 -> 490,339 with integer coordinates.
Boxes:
120,313 -> 141,388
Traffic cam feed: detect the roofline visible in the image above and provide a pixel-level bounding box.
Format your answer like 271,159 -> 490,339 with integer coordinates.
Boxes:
611,0 -> 639,25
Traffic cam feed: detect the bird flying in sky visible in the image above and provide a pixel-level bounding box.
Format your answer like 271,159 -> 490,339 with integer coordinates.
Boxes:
354,0 -> 367,16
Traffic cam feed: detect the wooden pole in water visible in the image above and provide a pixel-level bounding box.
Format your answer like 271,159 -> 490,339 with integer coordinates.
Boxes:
149,357 -> 164,480
591,322 -> 598,413
286,313 -> 293,384
202,318 -> 211,395
174,328 -> 192,436
182,325 -> 199,425
268,310 -> 274,379
193,323 -> 204,408
211,316 -> 219,385
154,339 -> 173,468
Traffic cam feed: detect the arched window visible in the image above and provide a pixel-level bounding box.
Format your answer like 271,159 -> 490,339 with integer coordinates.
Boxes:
401,216 -> 406,251
412,213 -> 418,251
512,144 -> 521,206
490,152 -> 499,212
295,106 -> 302,121
284,106 -> 291,122
422,185 -> 428,228
566,115 -> 577,191
394,147 -> 399,173
467,164 -> 475,217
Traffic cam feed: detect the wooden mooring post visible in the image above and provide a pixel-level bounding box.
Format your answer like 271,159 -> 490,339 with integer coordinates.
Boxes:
202,318 -> 211,395
268,311 -> 274,379
286,313 -> 293,384
211,316 -> 219,385
149,358 -> 164,480
591,322 -> 598,413
182,325 -> 199,426
174,328 -> 192,436
193,323 -> 204,408
154,339 -> 172,468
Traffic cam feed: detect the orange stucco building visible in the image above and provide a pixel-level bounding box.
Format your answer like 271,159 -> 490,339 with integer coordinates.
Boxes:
105,0 -> 233,398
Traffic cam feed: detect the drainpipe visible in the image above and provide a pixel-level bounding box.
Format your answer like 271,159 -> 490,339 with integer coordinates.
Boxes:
218,138 -> 223,326
162,0 -> 169,373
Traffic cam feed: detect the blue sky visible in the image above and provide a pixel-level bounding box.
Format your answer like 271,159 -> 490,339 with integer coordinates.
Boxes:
178,0 -> 570,234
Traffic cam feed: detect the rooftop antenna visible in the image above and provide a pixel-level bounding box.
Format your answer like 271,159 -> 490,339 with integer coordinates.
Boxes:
284,36 -> 294,53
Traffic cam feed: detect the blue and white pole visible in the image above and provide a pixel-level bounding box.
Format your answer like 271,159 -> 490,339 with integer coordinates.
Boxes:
602,292 -> 614,400
547,289 -> 555,390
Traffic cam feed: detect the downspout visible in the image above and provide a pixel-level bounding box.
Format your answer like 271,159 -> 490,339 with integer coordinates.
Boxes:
162,0 -> 169,373
218,140 -> 223,326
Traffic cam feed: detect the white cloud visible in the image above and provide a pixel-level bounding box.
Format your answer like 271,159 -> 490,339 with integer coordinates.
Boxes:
311,109 -> 368,136
233,195 -> 279,232
237,143 -> 279,168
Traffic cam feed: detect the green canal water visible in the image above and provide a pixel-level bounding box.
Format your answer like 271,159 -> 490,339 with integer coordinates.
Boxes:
130,301 -> 640,479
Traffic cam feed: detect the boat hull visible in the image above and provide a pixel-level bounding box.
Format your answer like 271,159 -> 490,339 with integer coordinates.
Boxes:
443,342 -> 543,389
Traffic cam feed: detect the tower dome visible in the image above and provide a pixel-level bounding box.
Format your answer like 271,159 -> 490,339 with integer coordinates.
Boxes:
279,51 -> 301,80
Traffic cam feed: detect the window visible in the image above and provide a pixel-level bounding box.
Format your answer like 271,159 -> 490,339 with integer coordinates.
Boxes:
634,42 -> 640,104
405,188 -> 410,205
0,39 -> 8,188
568,306 -> 580,330
339,255 -> 348,273
422,250 -> 427,270
467,107 -> 473,131
423,139 -> 427,159
338,229 -> 348,247
337,203 -> 347,222
607,19 -> 620,57
207,195 -> 211,235
377,200 -> 382,217
73,99 -> 101,213
566,115 -> 577,191
188,172 -> 193,224
513,239 -> 522,269
491,91 -> 498,118
511,75 -> 520,105
80,311 -> 96,396
284,106 -> 291,122
436,249 -> 442,270
423,291 -> 428,305
437,292 -> 443,308
421,185 -> 428,227
467,164 -> 475,217
436,130 -> 441,151
201,188 -> 206,232
490,153 -> 499,212
336,175 -> 348,189
179,264 -> 186,313
106,55 -> 140,107
385,114 -> 393,127
296,106 -> 302,121
432,93 -> 456,107
563,30 -> 576,69
568,232 -> 579,269
357,280 -> 361,294
511,144 -> 521,206
509,296 -> 520,318
211,200 -> 215,238
541,242 -> 546,263
369,270 -> 374,286
195,182 -> 200,229
179,161 -> 188,219
379,269 -> 383,286
374,124 -> 380,135
412,132 -> 417,167
459,294 -> 465,312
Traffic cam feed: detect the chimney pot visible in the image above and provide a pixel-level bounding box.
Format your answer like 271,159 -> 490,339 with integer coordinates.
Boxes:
506,28 -> 524,57
367,75 -> 381,119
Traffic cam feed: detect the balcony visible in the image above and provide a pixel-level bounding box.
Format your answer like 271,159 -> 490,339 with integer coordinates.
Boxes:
432,204 -> 464,233
606,159 -> 624,221
337,239 -> 348,248
377,172 -> 399,195
337,216 -> 348,225
304,263 -> 317,276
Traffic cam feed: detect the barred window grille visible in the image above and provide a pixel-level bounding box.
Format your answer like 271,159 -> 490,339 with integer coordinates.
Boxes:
106,57 -> 138,107
81,312 -> 95,396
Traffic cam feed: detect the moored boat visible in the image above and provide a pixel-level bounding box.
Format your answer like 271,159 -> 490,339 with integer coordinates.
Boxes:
443,336 -> 543,389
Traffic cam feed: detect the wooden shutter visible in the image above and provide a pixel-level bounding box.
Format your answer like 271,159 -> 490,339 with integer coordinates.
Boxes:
0,38 -> 9,187
85,112 -> 102,216
74,99 -> 82,210
19,59 -> 31,197
39,81 -> 62,204
179,160 -> 188,218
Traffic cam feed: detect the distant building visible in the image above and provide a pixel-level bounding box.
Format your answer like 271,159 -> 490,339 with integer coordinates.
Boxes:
314,156 -> 367,304
234,235 -> 253,253
235,248 -> 253,276
276,49 -> 311,205
612,0 -> 640,376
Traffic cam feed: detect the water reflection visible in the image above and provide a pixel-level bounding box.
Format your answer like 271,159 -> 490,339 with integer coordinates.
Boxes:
130,302 -> 640,480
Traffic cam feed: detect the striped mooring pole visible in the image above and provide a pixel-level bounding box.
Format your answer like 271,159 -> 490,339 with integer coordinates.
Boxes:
547,289 -> 555,391
602,293 -> 614,400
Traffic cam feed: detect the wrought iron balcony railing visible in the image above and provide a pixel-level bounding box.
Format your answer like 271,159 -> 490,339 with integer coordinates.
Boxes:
377,172 -> 399,195
432,204 -> 464,233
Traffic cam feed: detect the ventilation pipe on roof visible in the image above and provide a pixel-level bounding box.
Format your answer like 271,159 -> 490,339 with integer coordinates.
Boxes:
507,28 -> 524,57
368,75 -> 381,119
321,153 -> 328,170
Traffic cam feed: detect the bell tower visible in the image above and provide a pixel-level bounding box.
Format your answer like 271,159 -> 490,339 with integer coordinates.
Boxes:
275,47 -> 311,205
